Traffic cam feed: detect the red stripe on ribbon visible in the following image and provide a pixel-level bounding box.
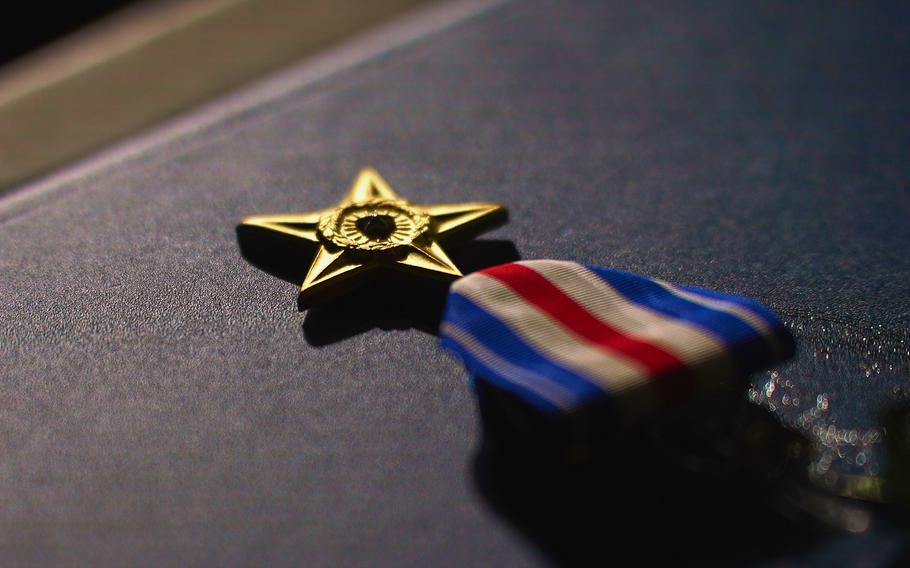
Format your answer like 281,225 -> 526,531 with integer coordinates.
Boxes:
481,263 -> 695,401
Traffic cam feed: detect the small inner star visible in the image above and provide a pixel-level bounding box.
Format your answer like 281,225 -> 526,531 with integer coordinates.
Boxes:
356,214 -> 397,240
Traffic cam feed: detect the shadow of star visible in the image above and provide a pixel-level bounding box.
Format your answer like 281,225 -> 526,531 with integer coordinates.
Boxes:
236,226 -> 520,345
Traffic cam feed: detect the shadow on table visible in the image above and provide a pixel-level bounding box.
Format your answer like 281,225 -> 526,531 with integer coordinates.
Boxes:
239,222 -> 908,563
236,223 -> 520,345
469,381 -> 868,566
300,239 -> 520,345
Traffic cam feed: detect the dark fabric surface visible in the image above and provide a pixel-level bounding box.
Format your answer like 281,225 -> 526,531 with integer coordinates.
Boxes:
2,0 -> 909,565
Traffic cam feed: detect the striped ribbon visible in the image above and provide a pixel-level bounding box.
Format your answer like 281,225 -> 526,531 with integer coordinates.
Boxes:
439,260 -> 794,416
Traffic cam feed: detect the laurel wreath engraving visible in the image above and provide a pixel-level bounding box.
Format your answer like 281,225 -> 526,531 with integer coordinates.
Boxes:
317,199 -> 430,251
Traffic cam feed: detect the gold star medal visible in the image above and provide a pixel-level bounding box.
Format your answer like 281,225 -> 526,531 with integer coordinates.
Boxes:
240,168 -> 506,307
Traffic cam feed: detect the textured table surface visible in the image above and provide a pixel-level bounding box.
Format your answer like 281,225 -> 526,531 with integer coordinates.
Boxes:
2,0 -> 909,565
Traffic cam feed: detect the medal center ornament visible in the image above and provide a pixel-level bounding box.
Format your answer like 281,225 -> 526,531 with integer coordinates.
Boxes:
319,199 -> 430,251
354,213 -> 397,241
240,168 -> 506,308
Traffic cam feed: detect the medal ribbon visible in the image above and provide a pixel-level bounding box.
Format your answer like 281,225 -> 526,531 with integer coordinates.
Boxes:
440,260 -> 794,414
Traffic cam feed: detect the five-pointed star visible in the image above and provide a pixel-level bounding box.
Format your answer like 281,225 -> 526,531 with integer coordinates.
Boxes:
240,168 -> 505,307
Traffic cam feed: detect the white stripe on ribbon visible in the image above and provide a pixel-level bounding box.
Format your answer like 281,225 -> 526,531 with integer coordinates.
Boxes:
453,273 -> 648,393
522,260 -> 736,382
440,322 -> 578,410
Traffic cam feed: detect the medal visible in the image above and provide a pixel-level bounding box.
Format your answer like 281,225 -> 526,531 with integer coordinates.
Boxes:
235,168 -> 903,520
240,168 -> 505,308
238,168 -> 794,431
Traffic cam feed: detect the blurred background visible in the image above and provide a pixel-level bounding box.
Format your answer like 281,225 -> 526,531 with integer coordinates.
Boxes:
1,1 -> 137,66
0,0 -> 431,193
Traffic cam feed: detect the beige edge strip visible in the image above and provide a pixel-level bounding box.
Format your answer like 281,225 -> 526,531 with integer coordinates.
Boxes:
0,0 -> 501,196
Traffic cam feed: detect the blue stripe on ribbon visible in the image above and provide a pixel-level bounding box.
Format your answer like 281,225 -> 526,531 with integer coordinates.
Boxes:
675,283 -> 795,360
439,331 -> 565,413
675,283 -> 794,354
442,293 -> 607,404
585,265 -> 777,376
